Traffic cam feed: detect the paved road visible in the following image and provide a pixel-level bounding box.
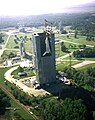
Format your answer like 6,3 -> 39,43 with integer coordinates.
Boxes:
4,33 -> 11,48
72,60 -> 95,68
56,52 -> 73,61
4,66 -> 49,96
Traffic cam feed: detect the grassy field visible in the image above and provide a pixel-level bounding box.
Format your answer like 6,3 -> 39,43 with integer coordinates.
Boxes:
3,33 -> 8,44
6,33 -> 32,53
25,39 -> 32,53
55,26 -> 95,47
6,35 -> 19,49
64,26 -> 75,32
1,49 -> 19,57
56,60 -> 80,71
55,44 -> 67,57
11,67 -> 35,79
55,41 -> 79,58
57,34 -> 95,46
0,67 -> 34,120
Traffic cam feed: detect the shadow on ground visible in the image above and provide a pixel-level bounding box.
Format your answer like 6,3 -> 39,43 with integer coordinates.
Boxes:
41,81 -> 95,120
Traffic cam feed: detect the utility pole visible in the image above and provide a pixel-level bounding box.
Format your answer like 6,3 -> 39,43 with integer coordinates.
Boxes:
69,54 -> 71,68
69,54 -> 72,78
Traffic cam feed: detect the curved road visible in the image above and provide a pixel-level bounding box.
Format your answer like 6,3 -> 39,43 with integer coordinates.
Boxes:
72,60 -> 95,68
4,66 -> 49,96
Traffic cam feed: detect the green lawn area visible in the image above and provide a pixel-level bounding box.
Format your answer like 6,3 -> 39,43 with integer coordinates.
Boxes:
0,67 -> 34,120
57,34 -> 95,46
55,41 -> 79,58
55,44 -> 67,57
11,67 -> 35,79
6,33 -> 32,53
17,33 -> 32,38
3,33 -> 8,44
56,60 -> 80,71
1,50 -> 19,59
64,26 -> 75,32
6,35 -> 19,49
25,39 -> 32,53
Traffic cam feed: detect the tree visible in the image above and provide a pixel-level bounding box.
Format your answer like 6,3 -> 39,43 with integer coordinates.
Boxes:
67,35 -> 69,38
18,66 -> 24,72
61,30 -> 67,34
86,67 -> 95,77
8,52 -> 16,58
63,98 -> 87,120
0,33 -> 3,43
61,42 -> 68,52
74,31 -> 78,38
40,98 -> 87,120
24,35 -> 27,40
78,44 -> 86,49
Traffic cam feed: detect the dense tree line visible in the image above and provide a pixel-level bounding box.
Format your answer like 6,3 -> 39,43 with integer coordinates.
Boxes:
0,88 -> 11,115
0,33 -> 4,43
73,47 -> 95,58
0,13 -> 94,30
70,14 -> 95,38
60,66 -> 95,119
7,82 -> 88,120
5,74 -> 95,120
62,66 -> 95,90
39,98 -> 87,120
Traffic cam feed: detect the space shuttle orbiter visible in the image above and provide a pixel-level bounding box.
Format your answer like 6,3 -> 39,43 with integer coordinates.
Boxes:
43,37 -> 51,56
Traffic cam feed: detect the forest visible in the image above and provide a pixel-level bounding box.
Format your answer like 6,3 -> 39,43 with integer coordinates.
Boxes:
0,13 -> 95,38
73,47 -> 95,58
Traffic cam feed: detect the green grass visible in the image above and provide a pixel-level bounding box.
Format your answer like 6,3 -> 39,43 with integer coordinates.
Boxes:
10,100 -> 34,120
57,34 -> 95,46
25,40 -> 32,53
17,33 -> 32,38
64,26 -> 75,32
6,35 -> 19,49
82,58 -> 95,61
56,60 -> 80,71
1,50 -> 19,58
55,44 -> 67,57
3,34 -> 8,44
11,67 -> 35,79
0,67 -> 34,120
93,111 -> 95,120
6,33 -> 32,53
55,42 -> 79,58
82,85 -> 93,91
